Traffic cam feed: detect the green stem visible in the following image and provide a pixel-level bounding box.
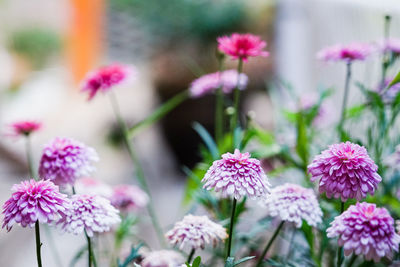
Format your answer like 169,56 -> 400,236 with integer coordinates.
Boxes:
338,62 -> 352,140
25,136 -> 35,179
231,59 -> 243,135
347,254 -> 357,267
337,202 -> 345,267
226,198 -> 237,259
108,92 -> 165,247
215,58 -> 225,143
381,15 -> 391,87
85,230 -> 97,267
256,221 -> 285,267
35,221 -> 43,267
187,248 -> 196,264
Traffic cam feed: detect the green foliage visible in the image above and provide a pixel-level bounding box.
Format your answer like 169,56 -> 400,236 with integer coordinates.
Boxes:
224,256 -> 256,267
117,243 -> 143,267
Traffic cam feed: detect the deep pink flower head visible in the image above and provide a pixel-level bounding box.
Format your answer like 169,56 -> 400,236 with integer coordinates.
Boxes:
166,214 -> 227,250
380,38 -> 400,54
189,69 -> 248,98
74,177 -> 113,198
2,179 -> 69,231
202,149 -> 271,200
9,120 -> 41,137
110,184 -> 149,212
141,250 -> 184,267
262,183 -> 322,228
308,142 -> 381,201
80,63 -> 136,100
327,202 -> 400,262
317,43 -> 372,62
58,194 -> 120,237
217,33 -> 269,62
39,137 -> 99,186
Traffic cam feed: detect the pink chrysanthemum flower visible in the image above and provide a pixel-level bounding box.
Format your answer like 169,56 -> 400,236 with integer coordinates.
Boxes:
58,194 -> 120,237
110,184 -> 149,212
9,120 -> 41,137
80,63 -> 136,100
317,43 -> 372,62
141,250 -> 184,267
2,179 -> 69,231
74,177 -> 113,198
380,38 -> 400,54
217,33 -> 269,62
262,183 -> 322,228
308,142 -> 381,201
166,214 -> 227,250
189,69 -> 248,98
327,202 -> 400,262
38,137 -> 99,186
202,149 -> 271,200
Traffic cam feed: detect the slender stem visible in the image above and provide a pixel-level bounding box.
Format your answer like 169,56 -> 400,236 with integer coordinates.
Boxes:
347,254 -> 357,267
187,248 -> 196,264
338,62 -> 352,140
108,92 -> 165,247
226,198 -> 237,259
85,230 -> 97,267
337,202 -> 345,267
381,15 -> 391,87
256,221 -> 285,267
35,221 -> 43,267
215,58 -> 225,143
231,59 -> 243,134
25,136 -> 35,179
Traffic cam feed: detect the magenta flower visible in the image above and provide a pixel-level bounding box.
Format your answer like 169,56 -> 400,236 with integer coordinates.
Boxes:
58,194 -> 120,237
38,137 -> 99,186
9,120 -> 41,137
262,183 -> 322,228
217,33 -> 269,62
189,69 -> 248,98
202,149 -> 271,200
166,214 -> 227,250
74,177 -> 113,198
80,63 -> 136,100
327,202 -> 400,262
308,142 -> 381,201
110,184 -> 149,213
317,43 -> 372,62
141,250 -> 184,267
2,179 -> 69,231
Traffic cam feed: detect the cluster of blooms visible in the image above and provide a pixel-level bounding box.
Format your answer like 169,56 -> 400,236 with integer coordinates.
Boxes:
141,250 -> 184,267
166,214 -> 227,250
8,120 -> 42,137
327,202 -> 400,262
308,141 -> 382,201
58,194 -> 120,237
189,70 -> 248,98
38,137 -> 99,186
80,63 -> 136,100
262,183 -> 322,228
317,43 -> 372,62
202,149 -> 271,200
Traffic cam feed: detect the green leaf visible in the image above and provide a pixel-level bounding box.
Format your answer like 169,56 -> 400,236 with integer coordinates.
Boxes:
128,90 -> 189,137
388,70 -> 400,88
182,164 -> 208,204
69,245 -> 87,267
191,256 -> 201,267
234,256 -> 256,265
224,257 -> 235,267
117,243 -> 143,267
192,122 -> 219,160
296,111 -> 308,164
345,104 -> 365,119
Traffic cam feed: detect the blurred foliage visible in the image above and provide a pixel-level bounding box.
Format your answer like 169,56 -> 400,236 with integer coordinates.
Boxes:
110,0 -> 246,43
8,27 -> 61,69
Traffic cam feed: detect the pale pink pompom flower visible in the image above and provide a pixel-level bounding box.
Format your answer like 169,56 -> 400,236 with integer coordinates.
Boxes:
80,63 -> 136,100
327,202 -> 400,262
58,194 -> 120,237
189,69 -> 248,98
8,120 -> 42,137
110,184 -> 149,213
166,214 -> 228,250
317,43 -> 372,63
217,33 -> 269,62
2,179 -> 69,231
261,183 -> 322,228
202,149 -> 271,200
141,250 -> 184,267
308,141 -> 381,202
38,137 -> 99,186
74,177 -> 113,198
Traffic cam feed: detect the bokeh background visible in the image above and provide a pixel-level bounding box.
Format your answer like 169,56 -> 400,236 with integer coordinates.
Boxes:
0,0 -> 400,266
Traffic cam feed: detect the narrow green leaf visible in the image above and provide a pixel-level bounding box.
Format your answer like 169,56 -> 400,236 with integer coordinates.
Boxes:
191,256 -> 201,267
128,90 -> 189,137
192,122 -> 219,160
69,245 -> 87,267
234,256 -> 256,265
388,70 -> 400,87
224,257 -> 235,267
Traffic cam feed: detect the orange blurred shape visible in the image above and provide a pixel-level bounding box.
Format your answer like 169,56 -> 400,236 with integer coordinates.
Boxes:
66,0 -> 104,85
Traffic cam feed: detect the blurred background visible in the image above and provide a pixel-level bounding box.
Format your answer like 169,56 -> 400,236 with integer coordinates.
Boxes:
0,0 -> 400,266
